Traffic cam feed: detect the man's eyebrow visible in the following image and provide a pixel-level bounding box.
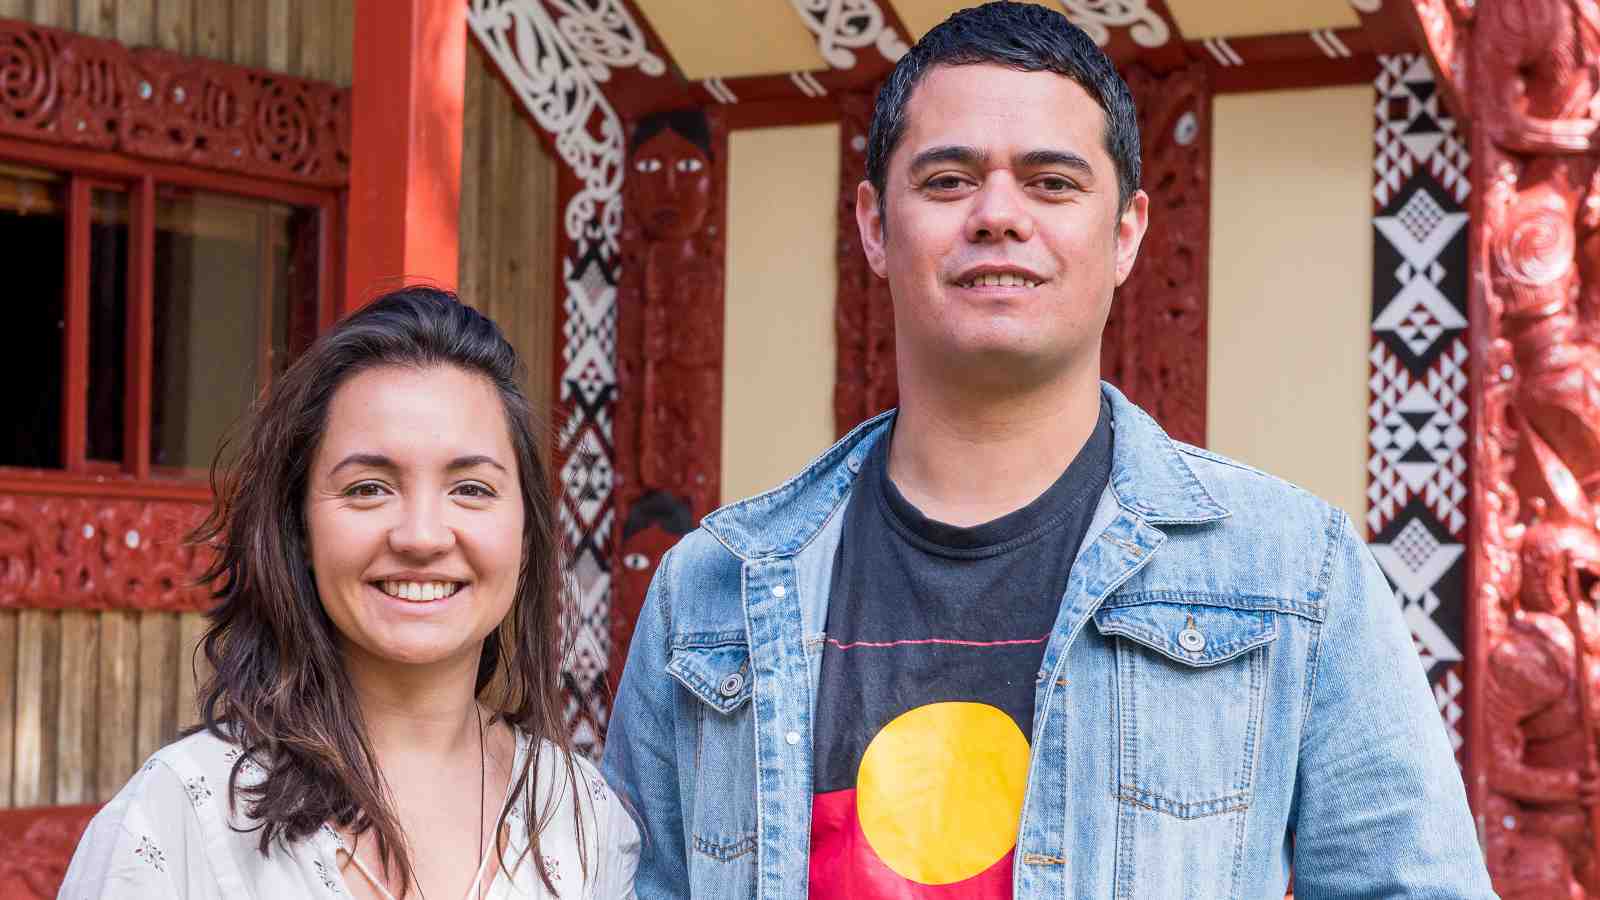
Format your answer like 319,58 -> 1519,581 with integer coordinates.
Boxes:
327,453 -> 508,476
908,145 -> 988,171
1015,149 -> 1094,176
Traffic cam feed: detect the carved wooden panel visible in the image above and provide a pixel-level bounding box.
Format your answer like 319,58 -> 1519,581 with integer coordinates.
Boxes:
1404,0 -> 1600,895
0,19 -> 350,187
1104,62 -> 1210,447
834,90 -> 898,437
0,803 -> 97,898
609,108 -> 728,689
0,495 -> 210,611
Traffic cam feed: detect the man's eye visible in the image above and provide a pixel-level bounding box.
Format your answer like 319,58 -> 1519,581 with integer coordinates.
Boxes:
926,175 -> 966,190
1036,176 -> 1076,192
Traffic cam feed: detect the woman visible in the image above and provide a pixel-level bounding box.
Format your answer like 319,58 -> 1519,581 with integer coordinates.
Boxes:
62,288 -> 639,898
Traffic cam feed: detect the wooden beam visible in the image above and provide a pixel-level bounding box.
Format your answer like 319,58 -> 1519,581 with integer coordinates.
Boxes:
61,176 -> 89,471
344,0 -> 466,312
125,176 -> 154,479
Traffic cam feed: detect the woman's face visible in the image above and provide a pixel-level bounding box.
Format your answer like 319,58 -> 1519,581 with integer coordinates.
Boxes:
303,364 -> 525,672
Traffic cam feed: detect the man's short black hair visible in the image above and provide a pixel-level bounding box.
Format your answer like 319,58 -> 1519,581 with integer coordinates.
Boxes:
866,1 -> 1140,217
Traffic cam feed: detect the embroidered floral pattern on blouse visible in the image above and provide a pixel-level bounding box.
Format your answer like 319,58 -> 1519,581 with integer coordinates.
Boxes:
134,835 -> 168,872
543,857 -> 561,883
223,746 -> 266,781
588,775 -> 608,804
184,775 -> 213,806
314,858 -> 342,893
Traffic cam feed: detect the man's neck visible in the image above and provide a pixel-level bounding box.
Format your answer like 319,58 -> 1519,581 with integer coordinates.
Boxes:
886,362 -> 1103,528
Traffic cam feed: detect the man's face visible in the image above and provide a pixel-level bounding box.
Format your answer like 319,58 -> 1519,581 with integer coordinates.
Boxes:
857,64 -> 1148,387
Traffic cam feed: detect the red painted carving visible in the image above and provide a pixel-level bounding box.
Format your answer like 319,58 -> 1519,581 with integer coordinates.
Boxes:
609,108 -> 727,685
1415,0 -> 1600,894
0,804 -> 98,898
834,90 -> 898,437
1105,63 -> 1211,447
0,494 -> 211,611
0,20 -> 349,186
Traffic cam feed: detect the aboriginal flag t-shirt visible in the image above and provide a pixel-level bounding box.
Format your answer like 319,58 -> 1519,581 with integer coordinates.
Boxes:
809,401 -> 1112,898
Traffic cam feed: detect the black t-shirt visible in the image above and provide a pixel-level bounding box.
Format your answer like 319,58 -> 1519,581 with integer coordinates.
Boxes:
808,401 -> 1113,899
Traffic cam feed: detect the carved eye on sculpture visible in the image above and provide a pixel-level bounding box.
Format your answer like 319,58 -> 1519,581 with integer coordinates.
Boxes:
675,157 -> 704,173
636,157 -> 663,173
624,552 -> 651,570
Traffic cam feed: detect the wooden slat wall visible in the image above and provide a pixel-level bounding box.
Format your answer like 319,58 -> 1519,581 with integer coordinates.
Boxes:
459,41 -> 558,423
0,610 -> 210,806
5,0 -> 355,85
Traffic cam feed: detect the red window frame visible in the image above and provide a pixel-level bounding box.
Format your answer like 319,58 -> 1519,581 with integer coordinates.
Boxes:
0,128 -> 342,503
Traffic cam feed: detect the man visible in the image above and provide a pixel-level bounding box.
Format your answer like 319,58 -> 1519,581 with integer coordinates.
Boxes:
602,3 -> 1493,897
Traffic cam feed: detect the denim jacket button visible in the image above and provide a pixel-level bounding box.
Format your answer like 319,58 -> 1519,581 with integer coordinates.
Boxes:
785,730 -> 801,745
1178,626 -> 1206,653
719,673 -> 744,697
772,584 -> 788,599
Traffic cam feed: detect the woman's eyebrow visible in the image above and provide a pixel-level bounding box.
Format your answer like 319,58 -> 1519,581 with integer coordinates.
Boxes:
446,454 -> 508,474
326,453 -> 508,476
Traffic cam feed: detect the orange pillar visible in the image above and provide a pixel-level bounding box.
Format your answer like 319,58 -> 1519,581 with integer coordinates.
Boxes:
343,0 -> 466,313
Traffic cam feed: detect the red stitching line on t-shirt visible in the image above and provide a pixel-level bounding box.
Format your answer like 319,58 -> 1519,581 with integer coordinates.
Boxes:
824,635 -> 1050,651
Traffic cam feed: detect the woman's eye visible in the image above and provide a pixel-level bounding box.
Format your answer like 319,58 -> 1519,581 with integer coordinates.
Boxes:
454,482 -> 495,498
346,481 -> 389,498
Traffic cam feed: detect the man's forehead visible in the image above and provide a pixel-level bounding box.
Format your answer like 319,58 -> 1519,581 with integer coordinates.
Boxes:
895,64 -> 1108,162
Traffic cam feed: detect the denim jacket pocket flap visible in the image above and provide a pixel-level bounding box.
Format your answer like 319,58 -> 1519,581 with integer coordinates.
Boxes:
1093,602 -> 1278,667
667,635 -> 752,714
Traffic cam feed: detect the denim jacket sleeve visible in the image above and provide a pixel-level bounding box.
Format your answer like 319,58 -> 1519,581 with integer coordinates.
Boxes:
601,546 -> 690,899
1288,512 -> 1494,898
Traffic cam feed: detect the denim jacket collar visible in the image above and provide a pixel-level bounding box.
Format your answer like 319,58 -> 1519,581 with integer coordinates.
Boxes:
701,381 -> 1229,561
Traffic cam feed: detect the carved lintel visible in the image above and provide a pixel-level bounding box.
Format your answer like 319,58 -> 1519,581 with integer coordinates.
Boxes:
0,20 -> 349,186
0,493 -> 211,611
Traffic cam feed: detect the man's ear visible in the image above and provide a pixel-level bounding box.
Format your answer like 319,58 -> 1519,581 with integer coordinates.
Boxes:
1113,188 -> 1150,287
856,179 -> 889,279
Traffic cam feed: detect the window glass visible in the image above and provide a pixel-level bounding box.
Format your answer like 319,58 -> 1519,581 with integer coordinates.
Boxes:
0,164 -> 66,469
151,188 -> 313,474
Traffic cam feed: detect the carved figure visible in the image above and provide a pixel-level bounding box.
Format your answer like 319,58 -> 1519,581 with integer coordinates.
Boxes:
1485,502 -> 1600,898
610,108 -> 726,678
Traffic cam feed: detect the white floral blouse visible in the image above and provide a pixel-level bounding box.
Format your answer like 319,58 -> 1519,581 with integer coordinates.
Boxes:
59,729 -> 639,899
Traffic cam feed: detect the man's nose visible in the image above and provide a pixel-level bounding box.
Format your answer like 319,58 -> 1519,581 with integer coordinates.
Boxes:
965,175 -> 1036,243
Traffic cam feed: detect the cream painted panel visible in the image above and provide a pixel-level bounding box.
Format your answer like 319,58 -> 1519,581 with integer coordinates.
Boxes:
722,124 -> 840,504
1207,86 -> 1370,528
633,0 -> 826,80
1164,0 -> 1358,39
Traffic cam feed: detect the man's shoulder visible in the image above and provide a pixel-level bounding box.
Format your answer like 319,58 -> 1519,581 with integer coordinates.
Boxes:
1172,440 -> 1347,535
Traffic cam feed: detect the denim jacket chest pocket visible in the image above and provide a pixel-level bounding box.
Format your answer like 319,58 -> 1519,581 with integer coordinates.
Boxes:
1093,601 -> 1279,818
666,633 -> 761,886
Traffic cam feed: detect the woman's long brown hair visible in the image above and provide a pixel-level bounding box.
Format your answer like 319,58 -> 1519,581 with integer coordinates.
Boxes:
190,287 -> 586,896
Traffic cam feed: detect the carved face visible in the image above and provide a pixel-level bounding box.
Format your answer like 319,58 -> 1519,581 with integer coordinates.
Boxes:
633,128 -> 711,240
1520,519 -> 1600,615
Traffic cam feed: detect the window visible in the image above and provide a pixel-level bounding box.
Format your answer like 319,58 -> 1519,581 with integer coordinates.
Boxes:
0,144 -> 338,494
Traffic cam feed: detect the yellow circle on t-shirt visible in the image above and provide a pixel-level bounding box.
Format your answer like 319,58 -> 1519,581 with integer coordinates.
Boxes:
855,701 -> 1031,885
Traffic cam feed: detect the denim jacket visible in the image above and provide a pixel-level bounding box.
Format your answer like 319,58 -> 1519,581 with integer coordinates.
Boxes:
602,383 -> 1494,899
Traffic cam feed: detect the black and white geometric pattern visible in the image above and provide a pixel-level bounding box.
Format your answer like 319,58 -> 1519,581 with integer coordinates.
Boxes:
1370,55 -> 1471,757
